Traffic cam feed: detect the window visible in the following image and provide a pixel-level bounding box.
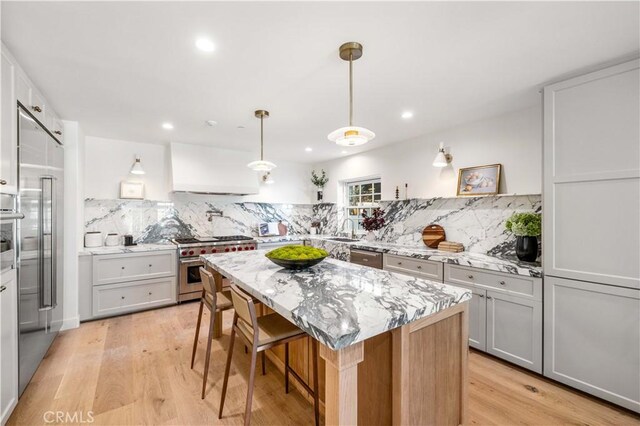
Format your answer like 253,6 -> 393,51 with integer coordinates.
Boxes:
344,178 -> 381,232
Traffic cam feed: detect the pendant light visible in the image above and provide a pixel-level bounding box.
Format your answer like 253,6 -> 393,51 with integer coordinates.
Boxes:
328,42 -> 375,146
247,110 -> 277,172
130,155 -> 145,175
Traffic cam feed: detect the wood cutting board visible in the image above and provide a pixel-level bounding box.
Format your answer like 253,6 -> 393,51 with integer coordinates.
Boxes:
422,224 -> 446,248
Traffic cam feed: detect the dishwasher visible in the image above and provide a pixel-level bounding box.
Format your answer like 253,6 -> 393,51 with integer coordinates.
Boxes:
350,249 -> 383,269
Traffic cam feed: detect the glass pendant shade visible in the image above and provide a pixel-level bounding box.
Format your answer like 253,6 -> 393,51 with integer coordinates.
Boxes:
328,126 -> 375,147
130,157 -> 145,175
247,160 -> 277,172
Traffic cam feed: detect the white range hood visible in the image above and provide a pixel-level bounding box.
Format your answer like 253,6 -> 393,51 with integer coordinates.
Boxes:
170,142 -> 260,195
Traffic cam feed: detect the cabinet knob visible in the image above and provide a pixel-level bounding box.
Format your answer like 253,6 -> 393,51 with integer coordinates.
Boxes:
397,262 -> 402,265
499,280 -> 506,286
0,179 -> 6,185
31,105 -> 42,113
486,296 -> 493,300
53,130 -> 62,135
121,296 -> 125,300
148,292 -> 152,295
468,275 -> 474,279
149,264 -> 152,267
121,266 -> 125,270
0,285 -> 6,293
478,294 -> 484,298
417,265 -> 422,269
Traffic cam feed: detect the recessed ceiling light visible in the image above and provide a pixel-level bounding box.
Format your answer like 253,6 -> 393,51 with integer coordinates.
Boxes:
305,147 -> 312,152
401,111 -> 414,119
162,122 -> 174,130
206,120 -> 218,127
195,37 -> 215,53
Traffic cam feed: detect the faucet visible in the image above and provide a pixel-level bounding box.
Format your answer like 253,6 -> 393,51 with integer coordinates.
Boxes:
340,218 -> 356,239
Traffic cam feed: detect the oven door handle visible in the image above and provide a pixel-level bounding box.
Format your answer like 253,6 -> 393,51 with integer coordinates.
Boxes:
180,258 -> 204,265
0,211 -> 24,221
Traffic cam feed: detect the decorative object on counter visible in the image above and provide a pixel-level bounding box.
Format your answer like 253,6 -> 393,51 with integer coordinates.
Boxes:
422,224 -> 446,248
457,164 -> 501,196
405,183 -> 408,200
123,234 -> 136,247
362,208 -> 385,241
277,221 -> 288,236
438,241 -> 464,253
258,222 -> 280,237
120,181 -> 145,199
310,220 -> 321,235
395,186 -> 399,200
104,233 -> 120,246
432,142 -> 453,167
328,42 -> 375,147
265,245 -> 329,270
311,169 -> 329,201
84,231 -> 102,248
130,155 -> 145,175
505,212 -> 541,262
247,110 -> 277,172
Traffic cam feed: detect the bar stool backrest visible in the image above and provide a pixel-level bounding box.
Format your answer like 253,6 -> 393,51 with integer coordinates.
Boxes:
199,267 -> 216,297
229,284 -> 258,336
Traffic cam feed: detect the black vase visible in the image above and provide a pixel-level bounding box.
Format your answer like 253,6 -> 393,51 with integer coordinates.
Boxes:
516,236 -> 538,262
317,190 -> 323,202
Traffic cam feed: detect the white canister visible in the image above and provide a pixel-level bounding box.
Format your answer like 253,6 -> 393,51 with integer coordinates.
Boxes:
84,231 -> 103,248
104,233 -> 120,246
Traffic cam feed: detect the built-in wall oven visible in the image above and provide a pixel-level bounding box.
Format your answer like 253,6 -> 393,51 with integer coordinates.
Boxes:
173,236 -> 257,302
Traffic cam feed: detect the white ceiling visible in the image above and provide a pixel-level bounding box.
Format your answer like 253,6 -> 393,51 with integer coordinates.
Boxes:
2,1 -> 638,163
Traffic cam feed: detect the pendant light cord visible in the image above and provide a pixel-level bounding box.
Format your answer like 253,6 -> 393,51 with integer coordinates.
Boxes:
349,52 -> 353,127
260,115 -> 264,161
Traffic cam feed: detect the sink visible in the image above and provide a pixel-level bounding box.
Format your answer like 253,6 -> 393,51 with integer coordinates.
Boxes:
327,237 -> 359,242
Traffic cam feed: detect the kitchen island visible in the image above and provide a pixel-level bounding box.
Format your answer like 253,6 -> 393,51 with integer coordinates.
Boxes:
203,250 -> 471,426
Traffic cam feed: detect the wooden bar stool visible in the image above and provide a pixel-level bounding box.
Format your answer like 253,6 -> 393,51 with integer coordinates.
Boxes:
219,284 -> 320,426
190,267 -> 234,399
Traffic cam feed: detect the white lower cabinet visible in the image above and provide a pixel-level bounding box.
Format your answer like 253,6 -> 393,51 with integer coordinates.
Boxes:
1,269 -> 19,425
486,291 -> 542,373
544,276 -> 640,413
93,276 -> 176,318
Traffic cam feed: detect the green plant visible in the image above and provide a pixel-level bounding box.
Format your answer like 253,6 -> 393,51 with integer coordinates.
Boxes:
311,169 -> 329,188
505,212 -> 541,237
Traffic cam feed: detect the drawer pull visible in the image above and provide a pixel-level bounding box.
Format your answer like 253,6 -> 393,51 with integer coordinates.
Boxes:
121,296 -> 125,300
362,259 -> 368,262
468,275 -> 474,279
499,280 -> 506,286
0,285 -> 6,293
478,294 -> 484,298
149,264 -> 153,267
53,130 -> 62,135
31,105 -> 42,113
486,296 -> 492,300
417,265 -> 422,269
0,179 -> 6,185
397,262 -> 402,265
148,292 -> 152,295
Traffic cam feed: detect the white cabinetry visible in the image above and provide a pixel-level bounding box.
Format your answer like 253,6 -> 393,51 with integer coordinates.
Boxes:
89,250 -> 177,319
1,50 -> 17,193
444,264 -> 542,373
1,269 -> 19,424
543,59 -> 640,412
383,254 -> 443,281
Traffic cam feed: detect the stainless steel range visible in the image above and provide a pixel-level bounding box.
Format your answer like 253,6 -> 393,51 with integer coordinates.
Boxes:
171,235 -> 257,302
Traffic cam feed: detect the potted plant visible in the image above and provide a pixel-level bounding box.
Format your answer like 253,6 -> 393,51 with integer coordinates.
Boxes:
311,169 -> 329,202
505,212 -> 541,262
362,208 -> 385,241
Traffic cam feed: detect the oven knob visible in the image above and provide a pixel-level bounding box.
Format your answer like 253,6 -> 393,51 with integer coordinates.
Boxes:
188,250 -> 194,255
250,246 -> 255,250
200,249 -> 206,254
238,247 -> 244,251
181,250 -> 187,256
225,248 -> 230,252
231,247 -> 237,252
212,249 -> 217,253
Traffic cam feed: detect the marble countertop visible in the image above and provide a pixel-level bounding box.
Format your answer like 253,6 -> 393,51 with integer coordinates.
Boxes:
78,243 -> 176,256
202,250 -> 471,350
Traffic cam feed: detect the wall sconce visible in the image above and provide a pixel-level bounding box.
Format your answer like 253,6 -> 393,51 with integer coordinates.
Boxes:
130,155 -> 145,175
432,142 -> 452,167
261,171 -> 274,185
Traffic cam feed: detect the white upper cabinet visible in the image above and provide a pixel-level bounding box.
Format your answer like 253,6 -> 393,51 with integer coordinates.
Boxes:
543,59 -> 640,289
1,50 -> 18,193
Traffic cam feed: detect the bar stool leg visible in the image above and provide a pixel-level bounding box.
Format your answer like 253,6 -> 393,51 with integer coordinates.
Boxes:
219,323 -> 237,419
201,308 -> 216,399
261,352 -> 266,375
244,347 -> 259,426
190,297 -> 205,369
311,339 -> 320,426
285,342 -> 290,393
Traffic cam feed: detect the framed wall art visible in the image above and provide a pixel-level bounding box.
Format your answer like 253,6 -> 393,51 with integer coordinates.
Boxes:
456,164 -> 501,196
120,181 -> 145,199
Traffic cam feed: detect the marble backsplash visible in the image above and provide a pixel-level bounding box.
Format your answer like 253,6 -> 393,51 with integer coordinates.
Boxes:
85,194 -> 540,257
85,199 -> 313,243
312,194 -> 541,256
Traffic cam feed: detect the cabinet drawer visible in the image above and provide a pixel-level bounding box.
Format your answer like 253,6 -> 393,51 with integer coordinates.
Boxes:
445,264 -> 541,300
383,254 -> 443,281
92,277 -> 177,318
92,251 -> 176,285
350,249 -> 382,269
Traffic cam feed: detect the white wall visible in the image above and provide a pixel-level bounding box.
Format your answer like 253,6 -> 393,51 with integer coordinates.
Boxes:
62,120 -> 84,330
313,106 -> 542,203
84,136 -> 313,204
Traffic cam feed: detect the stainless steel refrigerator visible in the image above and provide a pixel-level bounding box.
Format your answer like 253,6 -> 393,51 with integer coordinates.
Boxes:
16,104 -> 64,395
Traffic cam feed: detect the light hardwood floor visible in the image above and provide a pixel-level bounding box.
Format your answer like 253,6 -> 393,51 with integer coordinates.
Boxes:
8,303 -> 639,426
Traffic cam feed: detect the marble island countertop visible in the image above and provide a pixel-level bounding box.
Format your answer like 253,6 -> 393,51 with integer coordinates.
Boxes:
257,234 -> 542,278
78,243 -> 176,256
202,250 -> 471,350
